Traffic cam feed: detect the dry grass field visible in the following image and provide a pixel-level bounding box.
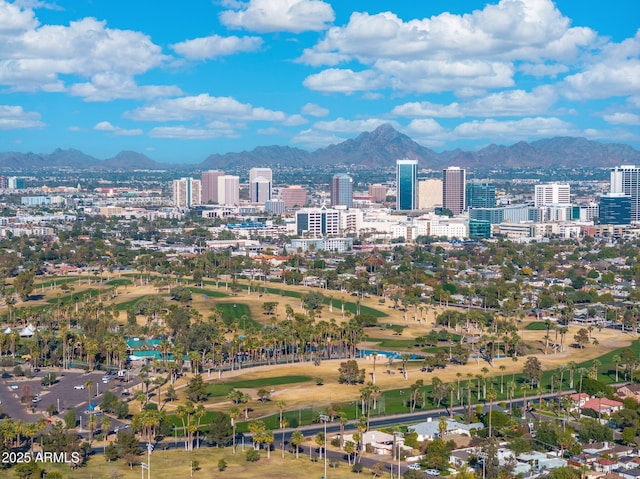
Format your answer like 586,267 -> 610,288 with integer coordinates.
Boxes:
14,275 -> 636,418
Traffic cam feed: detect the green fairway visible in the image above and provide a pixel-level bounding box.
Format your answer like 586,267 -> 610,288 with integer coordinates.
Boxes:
206,375 -> 313,397
525,321 -> 550,330
189,286 -> 229,298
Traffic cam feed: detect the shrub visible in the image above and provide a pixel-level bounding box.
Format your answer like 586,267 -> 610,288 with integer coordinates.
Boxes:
245,448 -> 260,462
352,463 -> 363,473
217,458 -> 227,471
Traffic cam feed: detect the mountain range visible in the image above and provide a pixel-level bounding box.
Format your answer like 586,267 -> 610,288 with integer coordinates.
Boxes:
1,124 -> 639,170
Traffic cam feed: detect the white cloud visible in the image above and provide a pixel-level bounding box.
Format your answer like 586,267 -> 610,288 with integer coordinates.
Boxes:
220,0 -> 334,33
126,93 -> 289,123
453,117 -> 575,139
291,128 -> 344,148
0,3 -> 177,100
299,0 -> 596,95
311,117 -> 391,134
13,0 -> 61,10
148,126 -> 237,140
603,112 -> 640,126
0,104 -> 44,129
93,121 -> 142,136
564,60 -> 640,100
301,102 -> 329,117
519,62 -> 569,78
171,34 -> 262,60
303,68 -> 384,93
406,119 -> 446,135
394,86 -> 556,118
70,73 -> 182,102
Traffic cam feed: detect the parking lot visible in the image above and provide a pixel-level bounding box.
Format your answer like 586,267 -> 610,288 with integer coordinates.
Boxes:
0,367 -> 141,435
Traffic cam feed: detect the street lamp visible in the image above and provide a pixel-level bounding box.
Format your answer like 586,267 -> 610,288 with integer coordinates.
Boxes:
393,432 -> 404,479
319,414 -> 329,479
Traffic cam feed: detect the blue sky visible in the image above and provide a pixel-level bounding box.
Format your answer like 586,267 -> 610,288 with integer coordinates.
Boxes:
0,0 -> 639,164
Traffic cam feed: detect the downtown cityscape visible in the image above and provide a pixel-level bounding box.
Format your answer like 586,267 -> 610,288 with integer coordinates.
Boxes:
1,1 -> 640,479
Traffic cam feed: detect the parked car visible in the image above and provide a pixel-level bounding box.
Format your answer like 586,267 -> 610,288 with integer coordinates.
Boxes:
74,384 -> 85,390
407,464 -> 421,471
9,384 -> 18,390
32,396 -> 42,403
426,469 -> 440,476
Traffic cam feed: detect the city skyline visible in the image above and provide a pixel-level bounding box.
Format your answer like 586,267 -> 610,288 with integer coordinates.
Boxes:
0,0 -> 638,163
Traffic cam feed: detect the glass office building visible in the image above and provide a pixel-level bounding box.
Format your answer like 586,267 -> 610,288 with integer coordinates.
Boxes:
396,159 -> 418,210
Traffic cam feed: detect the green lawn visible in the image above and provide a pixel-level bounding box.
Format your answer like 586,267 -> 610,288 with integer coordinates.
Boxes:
106,278 -> 133,286
525,321 -> 550,331
189,287 -> 229,298
206,375 -> 313,398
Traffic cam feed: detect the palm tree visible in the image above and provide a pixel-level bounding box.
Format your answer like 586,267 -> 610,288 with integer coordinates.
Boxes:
499,365 -> 506,394
291,430 -> 304,459
487,387 -> 497,438
613,354 -> 621,382
276,400 -> 287,458
229,406 -> 241,454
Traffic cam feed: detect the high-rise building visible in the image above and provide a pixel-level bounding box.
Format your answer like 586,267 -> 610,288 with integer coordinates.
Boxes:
599,193 -> 631,224
466,181 -> 495,209
611,165 -> 640,222
295,207 -> 341,237
217,175 -> 240,206
396,159 -> 418,210
172,177 -> 201,208
201,170 -> 224,204
534,183 -> 571,207
281,185 -> 308,209
330,173 -> 353,208
442,167 -> 466,215
250,177 -> 271,203
265,200 -> 285,215
368,184 -> 387,203
249,167 -> 272,203
418,179 -> 443,209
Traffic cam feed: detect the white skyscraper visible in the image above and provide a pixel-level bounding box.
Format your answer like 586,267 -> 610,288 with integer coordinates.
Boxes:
249,167 -> 272,203
218,175 -> 240,206
172,178 -> 201,208
534,183 -> 571,207
611,165 -> 640,222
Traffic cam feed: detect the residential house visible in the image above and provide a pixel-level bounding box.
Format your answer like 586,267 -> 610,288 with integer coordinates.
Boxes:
581,397 -> 624,416
617,384 -> 640,403
409,418 -> 484,441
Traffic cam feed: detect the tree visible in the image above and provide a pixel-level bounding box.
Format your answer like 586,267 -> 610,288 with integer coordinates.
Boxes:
549,467 -> 580,479
574,328 -> 590,349
523,356 -> 542,387
165,384 -> 178,402
338,360 -> 365,384
207,412 -> 232,447
14,270 -> 35,302
185,374 -> 209,403
64,409 -> 77,429
290,430 -> 304,459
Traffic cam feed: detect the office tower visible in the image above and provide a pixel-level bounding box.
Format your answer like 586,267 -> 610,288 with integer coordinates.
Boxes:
534,183 -> 571,207
172,177 -> 201,208
249,167 -> 272,203
368,184 -> 387,203
330,173 -> 353,208
396,159 -> 418,210
0,176 -> 7,189
251,177 -> 271,203
599,193 -> 631,224
295,207 -> 341,237
611,165 -> 640,222
442,167 -> 466,215
8,177 -> 25,189
418,179 -> 443,209
201,170 -> 224,204
265,200 -> 285,215
466,181 -> 495,209
281,185 -> 308,209
217,175 -> 240,206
